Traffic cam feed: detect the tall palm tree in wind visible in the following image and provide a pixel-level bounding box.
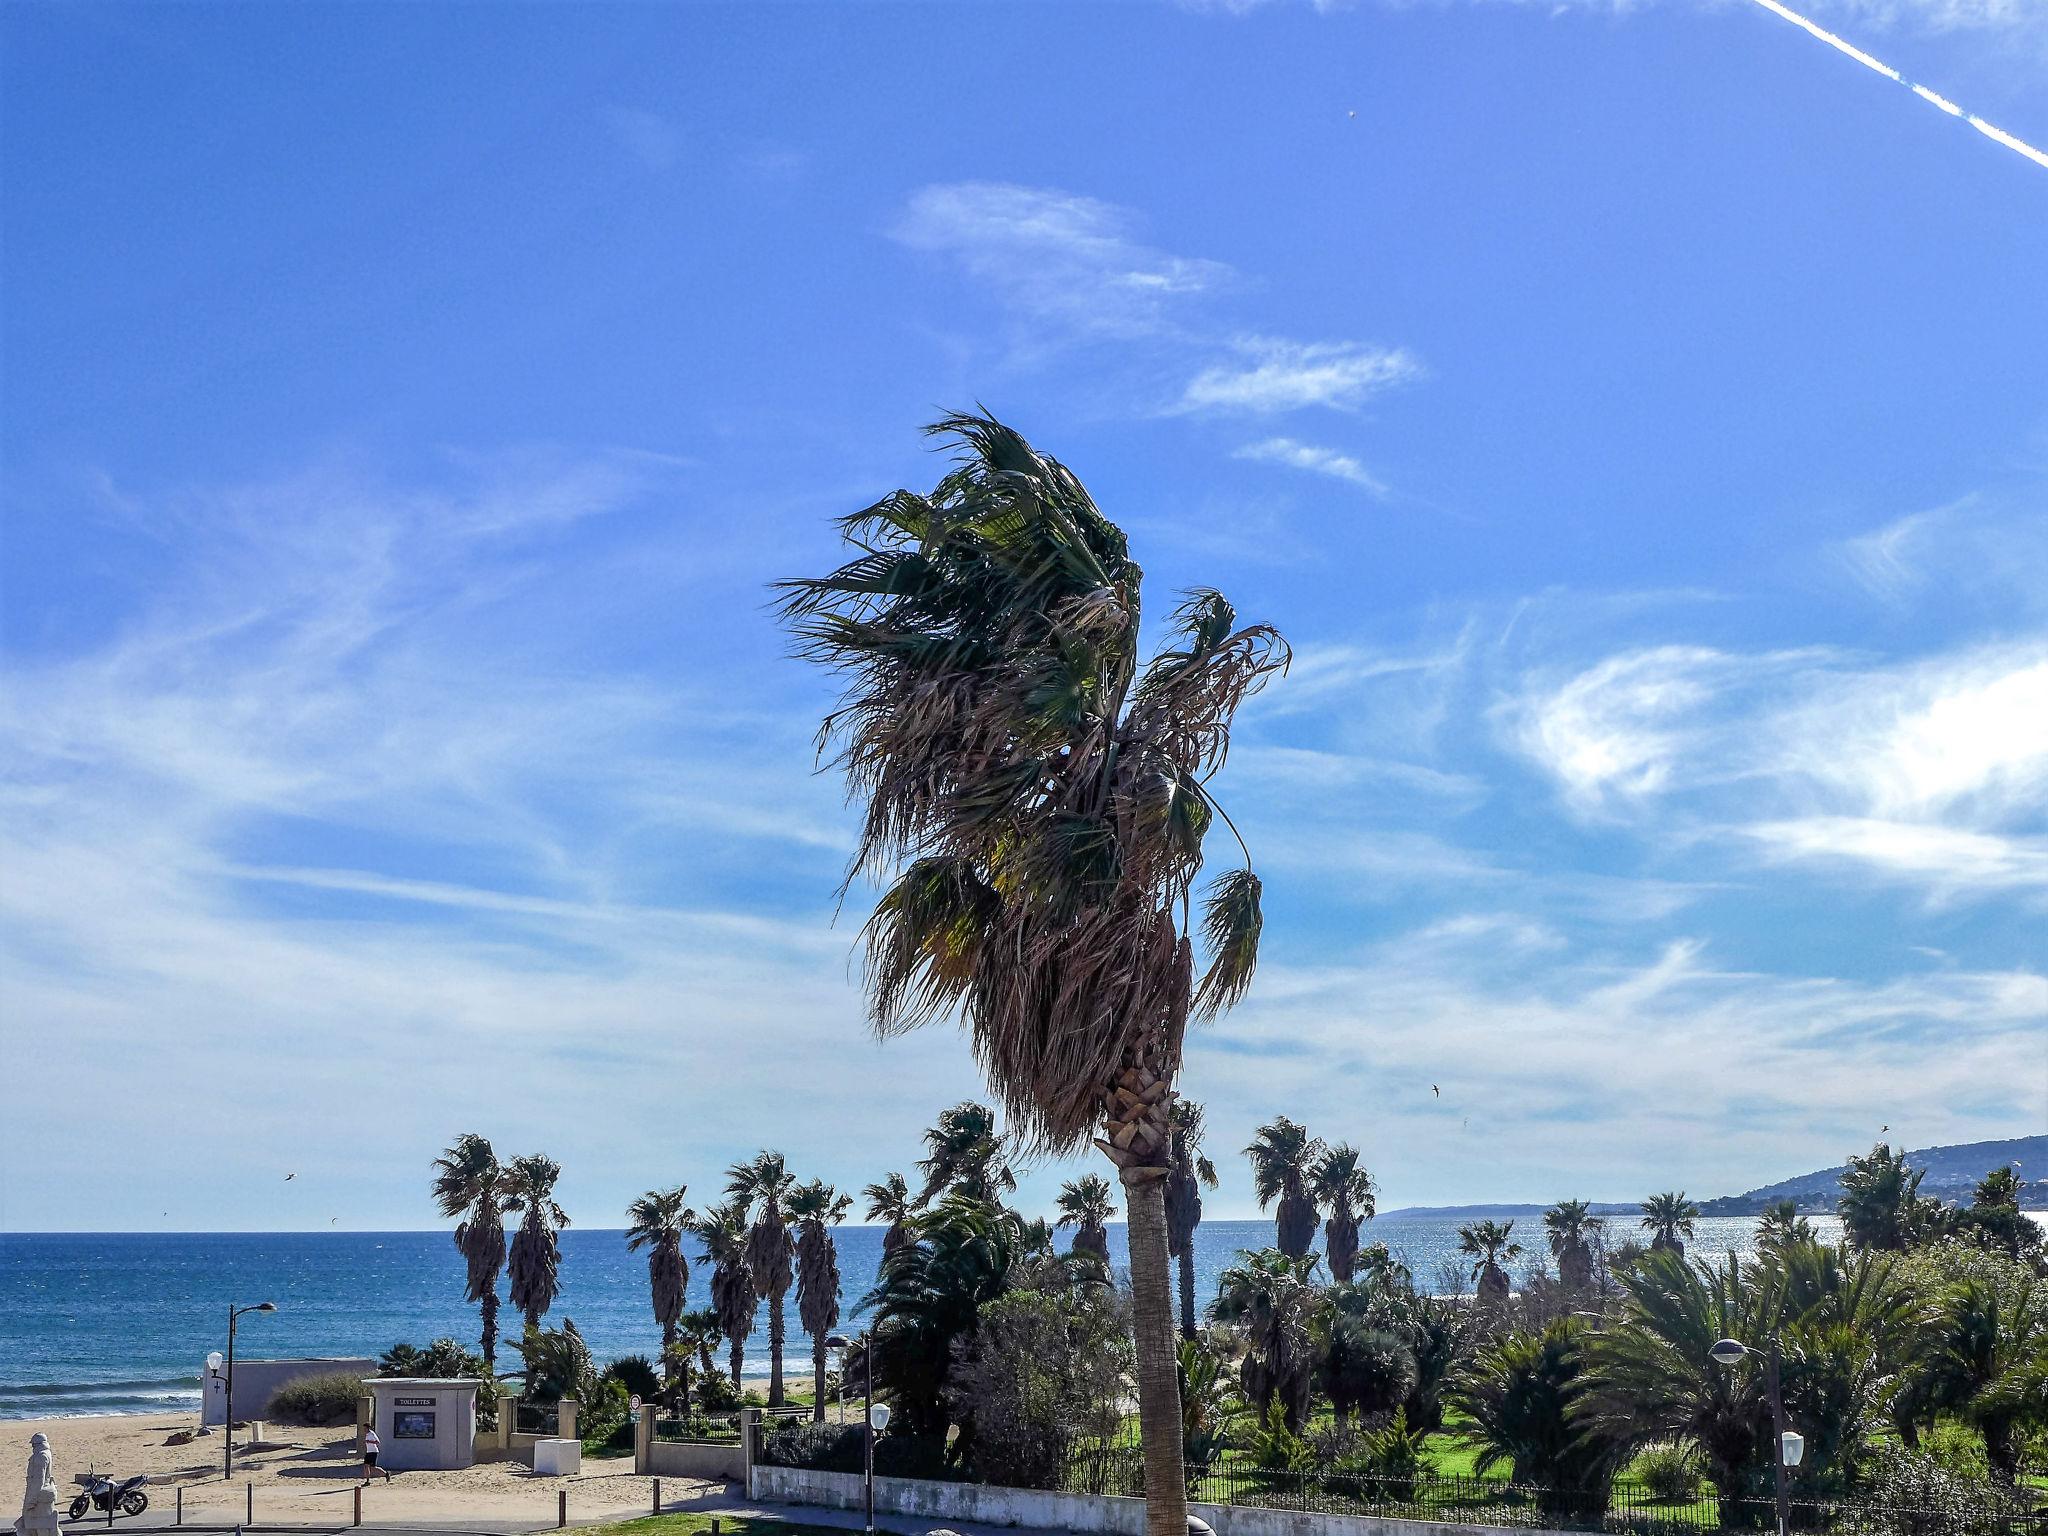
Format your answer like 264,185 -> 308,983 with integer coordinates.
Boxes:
503,1153 -> 570,1329
1312,1143 -> 1376,1283
727,1151 -> 797,1406
693,1200 -> 757,1390
1165,1100 -> 1219,1340
625,1185 -> 695,1391
1246,1116 -> 1325,1260
863,1172 -> 915,1255
431,1134 -> 508,1369
788,1179 -> 853,1422
779,413 -> 1288,1536
915,1102 -> 1018,1207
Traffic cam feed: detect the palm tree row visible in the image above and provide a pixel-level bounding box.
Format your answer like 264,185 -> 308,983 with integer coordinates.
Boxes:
431,1135 -> 572,1370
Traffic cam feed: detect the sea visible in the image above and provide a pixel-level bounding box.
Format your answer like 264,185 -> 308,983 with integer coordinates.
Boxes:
0,1214 -> 1850,1420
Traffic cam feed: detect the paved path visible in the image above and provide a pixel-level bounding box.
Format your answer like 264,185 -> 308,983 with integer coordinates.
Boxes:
117,1483 -> 1064,1536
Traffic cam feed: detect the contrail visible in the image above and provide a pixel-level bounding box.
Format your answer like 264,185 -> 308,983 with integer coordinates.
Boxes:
1744,0 -> 2048,173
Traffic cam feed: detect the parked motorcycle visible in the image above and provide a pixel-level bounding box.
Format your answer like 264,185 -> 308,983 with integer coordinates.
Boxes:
68,1470 -> 149,1520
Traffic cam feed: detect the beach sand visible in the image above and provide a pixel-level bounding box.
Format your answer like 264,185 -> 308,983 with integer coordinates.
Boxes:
4,1411 -> 719,1528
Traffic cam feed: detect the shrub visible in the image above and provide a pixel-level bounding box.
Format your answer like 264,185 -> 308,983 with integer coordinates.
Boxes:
1353,1407 -> 1428,1502
577,1376 -> 632,1457
1247,1399 -> 1313,1474
377,1339 -> 484,1379
1854,1449 -> 2040,1536
759,1420 -> 864,1472
266,1371 -> 366,1427
602,1355 -> 662,1402
1633,1445 -> 1698,1502
693,1371 -> 742,1413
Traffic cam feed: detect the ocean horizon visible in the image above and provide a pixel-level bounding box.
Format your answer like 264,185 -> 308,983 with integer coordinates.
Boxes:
0,1214 -> 1892,1420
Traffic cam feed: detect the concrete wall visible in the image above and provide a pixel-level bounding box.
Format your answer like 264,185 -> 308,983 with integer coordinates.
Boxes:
648,1439 -> 746,1481
203,1358 -> 375,1427
749,1466 -> 1577,1536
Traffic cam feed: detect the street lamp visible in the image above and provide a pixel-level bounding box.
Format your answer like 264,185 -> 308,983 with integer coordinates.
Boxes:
220,1302 -> 277,1480
825,1334 -> 879,1536
1710,1336 -> 1800,1536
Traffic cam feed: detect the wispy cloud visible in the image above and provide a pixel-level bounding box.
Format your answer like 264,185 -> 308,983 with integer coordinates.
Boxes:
1233,436 -> 1390,495
1181,336 -> 1420,414
1505,634 -> 2048,893
891,182 -> 1233,340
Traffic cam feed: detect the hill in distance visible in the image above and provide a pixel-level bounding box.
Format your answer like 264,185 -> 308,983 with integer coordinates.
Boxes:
1695,1134 -> 2048,1216
1381,1136 -> 2047,1221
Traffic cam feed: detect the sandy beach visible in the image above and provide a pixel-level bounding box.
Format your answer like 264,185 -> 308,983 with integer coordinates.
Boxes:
4,1411 -> 719,1528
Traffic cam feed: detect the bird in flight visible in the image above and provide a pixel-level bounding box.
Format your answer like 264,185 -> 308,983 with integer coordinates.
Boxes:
1432,1085 -> 1440,1098
285,1172 -> 297,1181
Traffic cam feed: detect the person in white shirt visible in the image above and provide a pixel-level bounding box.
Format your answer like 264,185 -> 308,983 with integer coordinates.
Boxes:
362,1427 -> 390,1483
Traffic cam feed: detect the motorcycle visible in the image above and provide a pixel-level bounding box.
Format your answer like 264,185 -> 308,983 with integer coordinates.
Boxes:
67,1470 -> 149,1521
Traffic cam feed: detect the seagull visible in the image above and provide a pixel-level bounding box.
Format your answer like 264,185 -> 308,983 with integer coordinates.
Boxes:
1432,1085 -> 1440,1097
285,1172 -> 297,1181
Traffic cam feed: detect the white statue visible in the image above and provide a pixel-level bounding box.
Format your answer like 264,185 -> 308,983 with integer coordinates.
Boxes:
15,1433 -> 61,1536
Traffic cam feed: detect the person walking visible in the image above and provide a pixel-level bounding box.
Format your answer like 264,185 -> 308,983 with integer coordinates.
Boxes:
361,1426 -> 390,1483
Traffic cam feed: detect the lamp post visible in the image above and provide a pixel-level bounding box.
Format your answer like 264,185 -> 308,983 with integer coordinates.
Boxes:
221,1302 -> 278,1480
824,1334 -> 884,1536
1710,1335 -> 1803,1536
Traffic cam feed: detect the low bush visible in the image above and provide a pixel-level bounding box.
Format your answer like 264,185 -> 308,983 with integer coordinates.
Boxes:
693,1371 -> 742,1413
1632,1445 -> 1698,1502
579,1376 -> 633,1456
755,1421 -> 956,1481
266,1371 -> 366,1427
602,1355 -> 662,1403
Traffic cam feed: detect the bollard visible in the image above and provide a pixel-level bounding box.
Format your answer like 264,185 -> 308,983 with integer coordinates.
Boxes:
710,1521 -> 720,1536
106,1492 -> 113,1530
353,1485 -> 362,1527
557,1489 -> 567,1528
246,1481 -> 254,1525
176,1487 -> 183,1526
652,1478 -> 660,1515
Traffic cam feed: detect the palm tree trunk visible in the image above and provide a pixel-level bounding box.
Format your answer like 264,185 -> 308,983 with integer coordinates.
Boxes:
768,1292 -> 786,1406
812,1334 -> 828,1423
481,1291 -> 499,1371
662,1320 -> 677,1404
729,1338 -> 743,1392
1124,1173 -> 1189,1536
1177,1243 -> 1198,1341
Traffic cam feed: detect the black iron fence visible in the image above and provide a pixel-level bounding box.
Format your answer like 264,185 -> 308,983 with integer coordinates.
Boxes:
1056,1446 -> 2048,1536
652,1412 -> 743,1444
513,1400 -> 559,1436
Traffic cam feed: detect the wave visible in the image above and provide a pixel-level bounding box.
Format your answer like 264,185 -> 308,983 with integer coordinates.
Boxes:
0,1379 -> 202,1420
0,1377 -> 199,1398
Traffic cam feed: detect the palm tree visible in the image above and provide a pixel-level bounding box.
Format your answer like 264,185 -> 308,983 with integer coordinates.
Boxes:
430,1133 -> 508,1369
1315,1281 -> 1416,1427
1755,1199 -> 1817,1252
1056,1173 -> 1117,1265
1458,1219 -> 1522,1307
1583,1249 -> 1779,1520
1165,1100 -> 1219,1340
1542,1199 -> 1604,1292
1452,1319 -> 1625,1517
787,1179 -> 853,1422
726,1151 -> 797,1406
667,1307 -> 721,1413
1908,1272 -> 2047,1480
693,1200 -> 757,1390
1312,1143 -> 1376,1283
1209,1249 -> 1320,1431
915,1102 -> 1018,1207
502,1153 -> 570,1330
1245,1116 -> 1324,1260
780,413 -> 1288,1536
1837,1143 -> 1941,1252
1641,1192 -> 1700,1256
862,1172 -> 915,1256
625,1186 -> 695,1395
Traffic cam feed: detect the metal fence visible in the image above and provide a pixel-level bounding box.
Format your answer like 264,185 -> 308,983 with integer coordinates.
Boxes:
1054,1447 -> 2048,1536
513,1400 -> 559,1435
653,1412 -> 743,1444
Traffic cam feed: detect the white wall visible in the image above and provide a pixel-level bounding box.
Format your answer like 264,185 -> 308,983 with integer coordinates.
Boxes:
202,1358 -> 375,1427
750,1465 -> 1576,1536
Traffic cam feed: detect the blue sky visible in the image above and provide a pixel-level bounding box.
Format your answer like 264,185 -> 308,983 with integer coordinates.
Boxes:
3,0 -> 2044,1232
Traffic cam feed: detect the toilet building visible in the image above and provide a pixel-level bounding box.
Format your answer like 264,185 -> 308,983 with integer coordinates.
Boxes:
365,1378 -> 480,1471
